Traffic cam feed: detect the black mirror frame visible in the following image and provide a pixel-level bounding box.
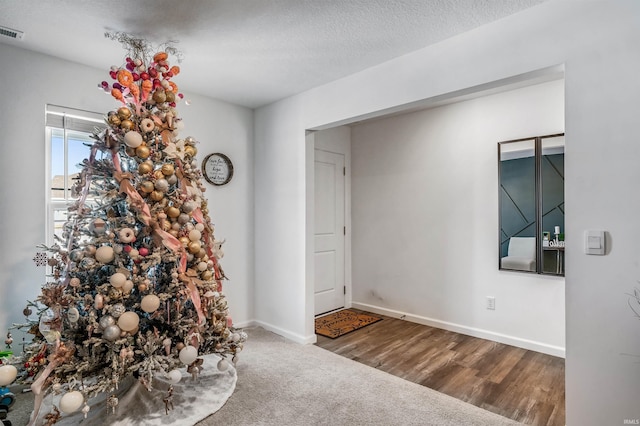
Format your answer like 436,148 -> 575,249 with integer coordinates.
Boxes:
498,133 -> 565,276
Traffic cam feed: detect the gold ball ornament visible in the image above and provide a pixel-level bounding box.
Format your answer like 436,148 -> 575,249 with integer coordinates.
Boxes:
179,237 -> 190,247
161,163 -> 175,176
150,191 -> 164,201
108,114 -> 121,126
153,169 -> 165,180
117,107 -> 132,120
139,181 -> 155,193
152,90 -> 167,104
165,206 -> 180,218
120,119 -> 134,131
138,162 -> 153,174
165,91 -> 176,103
201,270 -> 213,281
188,241 -> 201,254
136,145 -> 151,159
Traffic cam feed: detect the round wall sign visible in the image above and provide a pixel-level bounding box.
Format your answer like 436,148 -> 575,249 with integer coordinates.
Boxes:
202,153 -> 234,186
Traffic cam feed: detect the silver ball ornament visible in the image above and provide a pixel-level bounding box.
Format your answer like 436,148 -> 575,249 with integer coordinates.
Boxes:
155,178 -> 169,193
166,369 -> 182,384
110,303 -> 126,318
99,315 -> 116,329
166,174 -> 178,185
103,325 -> 122,341
217,358 -> 229,371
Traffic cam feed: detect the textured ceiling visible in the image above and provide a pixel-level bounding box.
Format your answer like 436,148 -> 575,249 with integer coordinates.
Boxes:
0,0 -> 547,108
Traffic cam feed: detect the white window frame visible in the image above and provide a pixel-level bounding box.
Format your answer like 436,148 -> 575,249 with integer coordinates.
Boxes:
45,105 -> 105,246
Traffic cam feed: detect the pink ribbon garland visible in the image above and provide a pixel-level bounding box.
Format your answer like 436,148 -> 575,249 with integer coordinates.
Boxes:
185,278 -> 206,326
111,149 -> 205,324
191,207 -> 224,292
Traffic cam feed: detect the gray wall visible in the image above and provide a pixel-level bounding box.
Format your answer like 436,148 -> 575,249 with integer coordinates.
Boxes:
0,44 -> 255,349
351,81 -> 565,356
254,2 -> 640,424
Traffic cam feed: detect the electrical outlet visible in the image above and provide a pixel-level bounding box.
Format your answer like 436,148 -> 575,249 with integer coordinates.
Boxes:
486,296 -> 496,310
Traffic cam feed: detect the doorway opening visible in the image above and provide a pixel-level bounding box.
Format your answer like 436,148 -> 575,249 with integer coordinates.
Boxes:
306,65 -> 566,425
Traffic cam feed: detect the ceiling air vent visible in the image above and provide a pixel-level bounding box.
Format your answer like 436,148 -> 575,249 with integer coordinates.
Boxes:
0,26 -> 25,40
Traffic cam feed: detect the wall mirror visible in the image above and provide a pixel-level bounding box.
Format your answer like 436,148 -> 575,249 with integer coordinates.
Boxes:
499,133 -> 565,275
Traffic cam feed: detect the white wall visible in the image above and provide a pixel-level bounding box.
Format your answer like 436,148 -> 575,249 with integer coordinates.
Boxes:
350,80 -> 564,356
0,45 -> 254,348
254,2 -> 640,424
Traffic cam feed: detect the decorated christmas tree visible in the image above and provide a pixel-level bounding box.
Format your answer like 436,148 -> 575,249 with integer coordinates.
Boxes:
11,33 -> 246,424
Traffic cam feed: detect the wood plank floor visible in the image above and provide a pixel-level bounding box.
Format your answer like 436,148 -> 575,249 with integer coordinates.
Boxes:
315,310 -> 565,426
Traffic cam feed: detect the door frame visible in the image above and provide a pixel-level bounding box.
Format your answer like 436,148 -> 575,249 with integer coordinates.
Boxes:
306,128 -> 352,321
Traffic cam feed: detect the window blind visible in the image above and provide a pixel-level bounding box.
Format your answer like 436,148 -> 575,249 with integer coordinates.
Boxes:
46,104 -> 106,133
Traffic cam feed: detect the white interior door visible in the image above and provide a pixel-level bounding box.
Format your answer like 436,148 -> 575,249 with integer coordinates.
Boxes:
314,149 -> 345,315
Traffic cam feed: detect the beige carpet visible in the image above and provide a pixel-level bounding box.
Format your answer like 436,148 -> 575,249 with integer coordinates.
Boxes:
198,327 -> 521,426
7,327 -> 522,425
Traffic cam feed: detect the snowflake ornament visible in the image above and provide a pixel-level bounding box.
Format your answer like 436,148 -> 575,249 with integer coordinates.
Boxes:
33,252 -> 48,267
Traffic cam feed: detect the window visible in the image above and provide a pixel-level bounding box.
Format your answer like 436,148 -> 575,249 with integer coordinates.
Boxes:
46,105 -> 105,244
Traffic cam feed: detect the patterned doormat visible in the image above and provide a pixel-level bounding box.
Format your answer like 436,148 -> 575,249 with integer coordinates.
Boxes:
315,309 -> 382,339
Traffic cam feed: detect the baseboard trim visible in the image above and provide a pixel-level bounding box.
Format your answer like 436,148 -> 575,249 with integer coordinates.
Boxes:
232,319 -> 256,329
251,320 -> 317,345
351,302 -> 565,358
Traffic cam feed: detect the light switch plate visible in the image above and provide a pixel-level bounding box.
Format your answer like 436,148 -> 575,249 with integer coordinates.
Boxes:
584,230 -> 605,255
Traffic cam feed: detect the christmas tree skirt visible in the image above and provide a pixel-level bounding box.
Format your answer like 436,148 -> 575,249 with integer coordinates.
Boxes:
33,354 -> 237,425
